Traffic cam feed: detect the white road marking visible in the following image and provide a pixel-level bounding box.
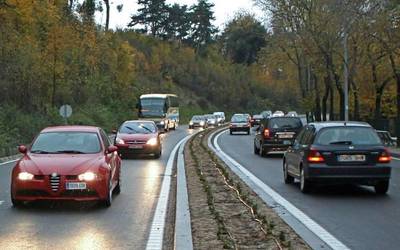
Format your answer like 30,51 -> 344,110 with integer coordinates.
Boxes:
211,129 -> 350,250
0,159 -> 18,166
0,200 -> 4,206
146,134 -> 194,250
392,157 -> 400,161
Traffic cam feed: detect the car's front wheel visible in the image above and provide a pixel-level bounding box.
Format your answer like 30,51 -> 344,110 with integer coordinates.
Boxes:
153,146 -> 162,159
283,161 -> 294,184
374,180 -> 389,195
103,177 -> 113,207
253,142 -> 259,154
259,145 -> 267,157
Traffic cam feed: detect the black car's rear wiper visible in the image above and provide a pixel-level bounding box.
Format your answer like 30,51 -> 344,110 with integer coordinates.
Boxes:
329,141 -> 353,145
30,150 -> 51,154
53,150 -> 86,154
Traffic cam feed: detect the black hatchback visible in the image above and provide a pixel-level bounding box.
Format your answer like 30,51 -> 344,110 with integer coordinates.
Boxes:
283,122 -> 392,194
254,116 -> 303,156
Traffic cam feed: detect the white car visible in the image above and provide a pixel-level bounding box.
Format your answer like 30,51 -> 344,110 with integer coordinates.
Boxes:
213,112 -> 225,123
272,111 -> 285,117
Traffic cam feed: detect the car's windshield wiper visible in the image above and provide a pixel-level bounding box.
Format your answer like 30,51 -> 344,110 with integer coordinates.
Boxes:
329,141 -> 353,145
124,126 -> 140,134
53,150 -> 86,154
139,125 -> 154,134
31,150 -> 51,154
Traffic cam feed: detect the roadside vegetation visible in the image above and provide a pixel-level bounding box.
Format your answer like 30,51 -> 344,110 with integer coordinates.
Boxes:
1,0 -> 399,151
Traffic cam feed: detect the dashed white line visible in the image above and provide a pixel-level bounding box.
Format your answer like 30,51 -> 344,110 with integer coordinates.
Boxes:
145,134 -> 193,250
0,159 -> 18,166
211,129 -> 350,250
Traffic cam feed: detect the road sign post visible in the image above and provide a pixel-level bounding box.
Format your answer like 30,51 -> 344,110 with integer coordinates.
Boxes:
59,105 -> 72,124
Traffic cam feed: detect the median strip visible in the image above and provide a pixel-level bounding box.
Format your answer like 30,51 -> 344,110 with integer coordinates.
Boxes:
185,128 -> 309,249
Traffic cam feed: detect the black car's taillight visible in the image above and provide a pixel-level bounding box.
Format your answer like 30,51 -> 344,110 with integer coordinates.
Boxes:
307,149 -> 325,163
378,149 -> 392,163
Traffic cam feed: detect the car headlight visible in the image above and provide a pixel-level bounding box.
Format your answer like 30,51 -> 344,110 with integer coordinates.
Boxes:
189,121 -> 193,125
78,172 -> 97,181
18,172 -> 34,181
200,121 -> 205,126
146,137 -> 158,146
115,137 -> 125,145
160,121 -> 165,125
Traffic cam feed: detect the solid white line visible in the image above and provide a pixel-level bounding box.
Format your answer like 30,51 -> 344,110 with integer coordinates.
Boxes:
146,134 -> 193,250
392,157 -> 400,161
0,200 -> 4,206
212,129 -> 349,250
0,159 -> 18,166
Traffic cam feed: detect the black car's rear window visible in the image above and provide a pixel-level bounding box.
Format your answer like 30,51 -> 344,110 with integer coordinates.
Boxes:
315,127 -> 382,145
268,117 -> 302,129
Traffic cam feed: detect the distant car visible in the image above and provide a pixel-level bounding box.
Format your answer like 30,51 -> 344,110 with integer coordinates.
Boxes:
213,112 -> 226,123
377,130 -> 397,147
214,114 -> 223,125
272,111 -> 285,117
114,121 -> 162,159
260,110 -> 272,118
230,114 -> 251,135
283,122 -> 392,194
11,126 -> 121,207
254,116 -> 303,156
251,114 -> 263,127
286,111 -> 298,117
205,114 -> 218,127
189,115 -> 207,129
168,114 -> 179,130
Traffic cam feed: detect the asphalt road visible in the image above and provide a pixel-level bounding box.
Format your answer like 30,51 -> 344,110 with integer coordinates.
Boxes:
218,129 -> 400,250
0,126 -> 190,250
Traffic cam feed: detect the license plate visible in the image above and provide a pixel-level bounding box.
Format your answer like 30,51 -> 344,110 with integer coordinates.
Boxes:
66,182 -> 86,190
279,134 -> 293,139
338,155 -> 366,162
283,140 -> 292,145
129,145 -> 143,149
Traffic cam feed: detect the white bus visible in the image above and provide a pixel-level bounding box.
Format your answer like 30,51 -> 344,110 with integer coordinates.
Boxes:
137,94 -> 179,132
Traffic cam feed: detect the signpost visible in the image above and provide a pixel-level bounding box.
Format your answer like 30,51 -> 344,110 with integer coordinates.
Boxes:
59,104 -> 72,124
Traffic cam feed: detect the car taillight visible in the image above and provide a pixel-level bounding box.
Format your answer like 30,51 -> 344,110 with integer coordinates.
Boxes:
378,149 -> 392,163
263,129 -> 270,138
308,149 -> 325,163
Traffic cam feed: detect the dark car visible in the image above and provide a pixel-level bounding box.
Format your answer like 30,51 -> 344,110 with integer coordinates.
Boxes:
114,121 -> 162,159
251,114 -> 263,127
189,115 -> 207,129
260,110 -> 272,119
230,114 -> 251,135
283,122 -> 392,194
254,116 -> 303,156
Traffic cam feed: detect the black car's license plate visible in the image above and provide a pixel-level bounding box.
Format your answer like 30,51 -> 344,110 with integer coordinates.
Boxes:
338,155 -> 366,162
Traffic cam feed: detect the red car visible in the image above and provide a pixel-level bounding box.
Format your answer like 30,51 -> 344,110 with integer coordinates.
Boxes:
11,126 -> 121,207
114,120 -> 162,159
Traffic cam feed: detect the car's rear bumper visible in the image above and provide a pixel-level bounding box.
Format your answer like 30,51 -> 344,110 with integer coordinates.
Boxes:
306,164 -> 391,184
230,127 -> 250,132
262,143 -> 292,151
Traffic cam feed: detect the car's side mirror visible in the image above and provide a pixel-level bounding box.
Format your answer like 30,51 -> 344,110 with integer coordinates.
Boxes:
18,145 -> 27,154
107,145 -> 118,154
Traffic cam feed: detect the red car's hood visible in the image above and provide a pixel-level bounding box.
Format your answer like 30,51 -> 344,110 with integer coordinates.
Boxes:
19,154 -> 103,175
117,133 -> 156,141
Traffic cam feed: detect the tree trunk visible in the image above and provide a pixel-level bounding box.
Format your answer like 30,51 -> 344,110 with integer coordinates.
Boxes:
104,0 -> 110,30
375,87 -> 383,120
351,79 -> 360,120
313,73 -> 321,121
322,75 -> 330,121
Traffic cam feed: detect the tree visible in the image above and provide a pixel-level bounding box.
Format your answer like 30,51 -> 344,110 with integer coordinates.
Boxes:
189,0 -> 217,50
220,13 -> 267,65
129,0 -> 168,37
164,4 -> 191,42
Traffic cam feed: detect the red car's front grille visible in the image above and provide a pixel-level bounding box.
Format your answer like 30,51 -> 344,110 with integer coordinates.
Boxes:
49,175 -> 61,192
126,140 -> 146,145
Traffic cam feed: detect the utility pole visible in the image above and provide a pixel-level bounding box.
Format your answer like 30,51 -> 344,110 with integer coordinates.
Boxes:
344,30 -> 349,121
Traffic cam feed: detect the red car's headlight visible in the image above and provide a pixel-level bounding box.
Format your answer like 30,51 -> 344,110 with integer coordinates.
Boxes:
78,172 -> 97,181
18,172 -> 34,181
115,137 -> 125,145
146,137 -> 158,146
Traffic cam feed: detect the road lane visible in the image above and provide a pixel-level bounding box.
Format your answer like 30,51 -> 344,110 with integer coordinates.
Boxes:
0,126 -> 190,250
218,129 -> 400,250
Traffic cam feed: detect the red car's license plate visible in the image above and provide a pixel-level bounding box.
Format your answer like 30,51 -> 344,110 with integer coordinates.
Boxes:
129,145 -> 143,149
66,182 -> 86,190
338,155 -> 366,162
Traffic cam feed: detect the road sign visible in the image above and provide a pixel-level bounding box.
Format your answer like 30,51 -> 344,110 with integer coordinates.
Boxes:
59,105 -> 72,119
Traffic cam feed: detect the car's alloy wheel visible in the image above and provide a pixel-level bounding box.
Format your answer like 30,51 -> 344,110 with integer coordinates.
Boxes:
283,161 -> 294,184
374,180 -> 389,195
253,142 -> 258,154
113,170 -> 121,195
300,168 -> 311,193
259,145 -> 266,157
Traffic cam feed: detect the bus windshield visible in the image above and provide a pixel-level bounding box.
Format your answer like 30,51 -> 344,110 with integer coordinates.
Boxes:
139,98 -> 166,118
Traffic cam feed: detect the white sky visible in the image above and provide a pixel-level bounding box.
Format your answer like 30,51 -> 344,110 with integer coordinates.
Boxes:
95,0 -> 265,30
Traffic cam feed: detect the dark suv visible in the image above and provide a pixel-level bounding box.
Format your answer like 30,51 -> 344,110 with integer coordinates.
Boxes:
254,116 -> 303,156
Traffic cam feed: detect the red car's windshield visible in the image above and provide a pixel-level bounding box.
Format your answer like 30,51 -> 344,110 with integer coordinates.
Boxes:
30,132 -> 101,154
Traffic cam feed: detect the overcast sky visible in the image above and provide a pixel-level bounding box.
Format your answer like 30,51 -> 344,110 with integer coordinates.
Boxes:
96,0 -> 265,30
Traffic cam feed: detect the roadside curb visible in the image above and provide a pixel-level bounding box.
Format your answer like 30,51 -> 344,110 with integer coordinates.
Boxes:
174,138 -> 194,250
0,154 -> 20,165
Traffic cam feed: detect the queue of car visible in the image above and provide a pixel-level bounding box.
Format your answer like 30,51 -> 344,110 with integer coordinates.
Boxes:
189,112 -> 226,129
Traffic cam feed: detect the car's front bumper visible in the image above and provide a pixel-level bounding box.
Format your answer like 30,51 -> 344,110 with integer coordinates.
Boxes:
306,164 -> 391,184
12,177 -> 108,202
116,144 -> 160,155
